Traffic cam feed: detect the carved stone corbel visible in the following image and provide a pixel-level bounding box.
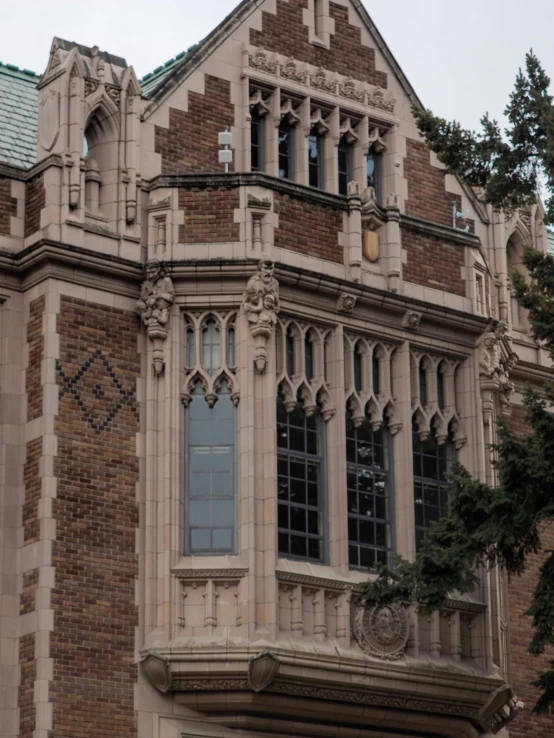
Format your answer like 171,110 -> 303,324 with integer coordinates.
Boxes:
136,259 -> 175,375
242,259 -> 280,373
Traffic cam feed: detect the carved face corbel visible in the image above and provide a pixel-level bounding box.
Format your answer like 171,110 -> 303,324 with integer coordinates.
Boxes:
249,88 -> 271,117
340,117 -> 358,145
310,108 -> 330,136
367,127 -> 387,154
280,98 -> 301,126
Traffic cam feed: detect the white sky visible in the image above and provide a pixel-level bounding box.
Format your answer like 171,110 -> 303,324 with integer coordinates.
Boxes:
3,0 -> 554,130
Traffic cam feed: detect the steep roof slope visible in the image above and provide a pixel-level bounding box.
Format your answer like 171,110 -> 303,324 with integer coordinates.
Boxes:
0,62 -> 39,168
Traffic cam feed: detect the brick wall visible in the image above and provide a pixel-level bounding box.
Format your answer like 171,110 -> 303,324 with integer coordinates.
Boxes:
155,75 -> 234,175
251,0 -> 387,87
404,139 -> 476,232
0,175 -> 17,235
18,633 -> 36,738
52,296 -> 139,738
402,229 -> 466,296
24,174 -> 44,238
274,192 -> 343,262
178,186 -> 240,243
506,404 -> 554,738
26,295 -> 44,422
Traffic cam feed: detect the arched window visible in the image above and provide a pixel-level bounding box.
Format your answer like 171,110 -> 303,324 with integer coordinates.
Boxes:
286,328 -> 296,377
353,342 -> 363,392
305,336 -> 314,381
277,396 -> 325,561
346,412 -> 391,569
185,381 -> 236,554
413,425 -> 454,550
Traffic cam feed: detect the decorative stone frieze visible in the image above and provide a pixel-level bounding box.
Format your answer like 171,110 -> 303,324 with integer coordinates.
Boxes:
136,258 -> 175,375
352,602 -> 409,660
246,46 -> 396,113
243,259 -> 280,373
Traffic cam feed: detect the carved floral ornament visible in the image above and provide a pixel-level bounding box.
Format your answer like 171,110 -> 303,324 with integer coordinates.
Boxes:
136,259 -> 175,375
247,48 -> 396,113
242,259 -> 281,373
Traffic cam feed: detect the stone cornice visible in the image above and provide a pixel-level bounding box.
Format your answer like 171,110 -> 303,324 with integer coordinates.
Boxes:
401,214 -> 481,248
146,172 -> 347,210
172,568 -> 248,580
0,155 -> 64,181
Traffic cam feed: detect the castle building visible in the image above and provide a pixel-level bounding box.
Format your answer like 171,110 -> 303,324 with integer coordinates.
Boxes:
0,2 -> 552,737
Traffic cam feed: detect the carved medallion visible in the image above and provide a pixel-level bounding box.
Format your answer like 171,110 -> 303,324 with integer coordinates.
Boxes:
353,602 -> 409,660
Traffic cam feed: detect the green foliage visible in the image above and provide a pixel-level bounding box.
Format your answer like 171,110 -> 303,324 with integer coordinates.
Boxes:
362,221 -> 554,710
412,52 -> 554,223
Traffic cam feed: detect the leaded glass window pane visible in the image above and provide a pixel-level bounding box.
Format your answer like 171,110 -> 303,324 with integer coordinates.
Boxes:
308,131 -> 324,189
346,413 -> 391,570
277,397 -> 324,562
305,338 -> 314,381
251,111 -> 264,172
413,424 -> 453,550
354,345 -> 363,392
186,383 -> 235,554
279,120 -> 294,180
373,354 -> 380,396
338,136 -> 353,196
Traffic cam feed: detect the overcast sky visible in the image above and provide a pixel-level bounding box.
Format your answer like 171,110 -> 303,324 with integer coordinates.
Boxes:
3,0 -> 553,130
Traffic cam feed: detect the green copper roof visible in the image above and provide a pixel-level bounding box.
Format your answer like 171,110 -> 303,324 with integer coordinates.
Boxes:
140,45 -> 197,97
0,62 -> 39,168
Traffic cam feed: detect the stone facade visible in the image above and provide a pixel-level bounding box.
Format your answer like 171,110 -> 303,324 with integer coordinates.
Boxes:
0,2 -> 552,738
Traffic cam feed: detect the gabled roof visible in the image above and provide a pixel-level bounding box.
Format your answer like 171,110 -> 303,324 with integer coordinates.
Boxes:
0,62 -> 39,168
141,47 -> 197,97
140,0 -> 424,116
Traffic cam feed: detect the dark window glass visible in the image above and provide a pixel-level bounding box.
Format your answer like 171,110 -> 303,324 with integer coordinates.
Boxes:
413,424 -> 453,550
279,120 -> 294,180
323,338 -> 329,382
305,338 -> 314,381
186,382 -> 235,554
286,330 -> 295,376
372,354 -> 380,396
419,366 -> 427,406
437,371 -> 445,410
338,136 -> 353,196
367,149 -> 382,204
251,111 -> 264,172
347,413 -> 391,569
277,397 -> 324,561
186,328 -> 195,368
354,345 -> 363,392
308,130 -> 324,189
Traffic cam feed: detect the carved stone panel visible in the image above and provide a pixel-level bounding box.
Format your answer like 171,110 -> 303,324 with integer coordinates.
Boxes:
352,602 -> 409,660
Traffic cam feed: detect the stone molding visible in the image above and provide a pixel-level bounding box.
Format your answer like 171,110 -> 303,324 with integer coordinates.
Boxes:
400,213 -> 482,248
172,568 -> 248,580
275,569 -> 360,593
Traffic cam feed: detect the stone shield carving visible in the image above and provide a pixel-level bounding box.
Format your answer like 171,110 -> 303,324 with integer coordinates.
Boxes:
140,652 -> 172,693
353,602 -> 409,660
247,651 -> 280,692
39,89 -> 60,151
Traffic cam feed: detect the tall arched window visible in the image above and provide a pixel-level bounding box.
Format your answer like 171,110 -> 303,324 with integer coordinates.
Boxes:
346,412 -> 391,569
186,381 -> 236,554
413,425 -> 453,550
277,396 -> 325,561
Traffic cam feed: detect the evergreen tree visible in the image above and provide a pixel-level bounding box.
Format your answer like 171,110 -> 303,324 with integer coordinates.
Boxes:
363,52 -> 554,713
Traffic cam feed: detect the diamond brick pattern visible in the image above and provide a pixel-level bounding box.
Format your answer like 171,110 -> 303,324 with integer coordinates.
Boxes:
57,348 -> 138,434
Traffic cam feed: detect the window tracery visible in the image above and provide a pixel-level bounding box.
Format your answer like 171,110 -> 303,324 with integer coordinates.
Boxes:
276,318 -> 335,421
181,311 -> 239,408
344,334 -> 400,435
